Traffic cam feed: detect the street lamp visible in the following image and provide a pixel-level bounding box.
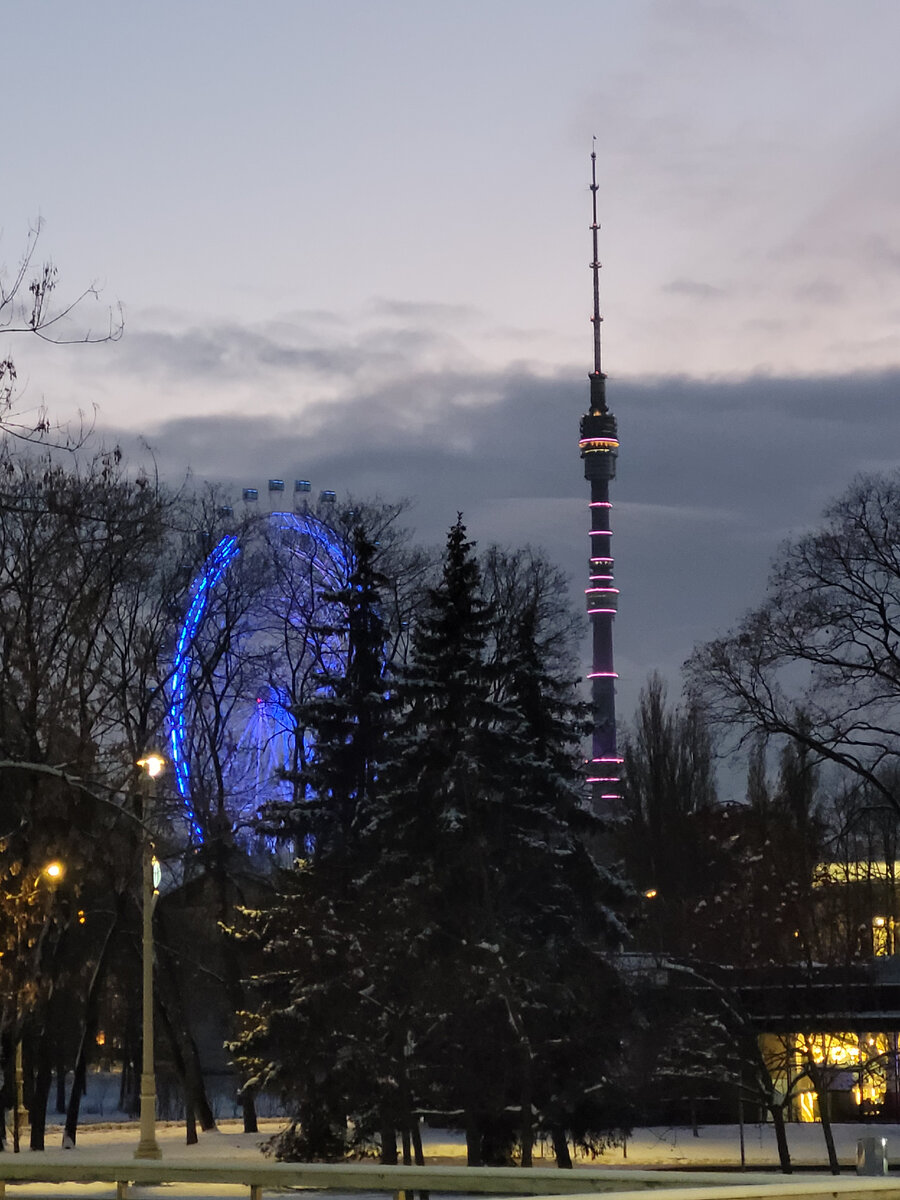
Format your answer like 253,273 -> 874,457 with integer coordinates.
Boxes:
134,754 -> 164,1160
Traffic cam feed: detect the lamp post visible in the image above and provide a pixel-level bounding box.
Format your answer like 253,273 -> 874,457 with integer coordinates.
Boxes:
134,754 -> 163,1161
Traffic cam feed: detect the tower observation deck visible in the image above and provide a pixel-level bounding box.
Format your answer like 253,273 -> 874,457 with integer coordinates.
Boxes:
579,149 -> 622,808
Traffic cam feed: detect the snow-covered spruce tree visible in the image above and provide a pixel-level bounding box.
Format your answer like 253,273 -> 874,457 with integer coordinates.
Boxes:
477,550 -> 632,1166
232,528 -> 397,1160
359,520 -> 631,1167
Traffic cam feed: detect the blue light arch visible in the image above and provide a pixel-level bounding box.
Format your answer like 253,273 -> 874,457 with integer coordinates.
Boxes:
167,509 -> 349,842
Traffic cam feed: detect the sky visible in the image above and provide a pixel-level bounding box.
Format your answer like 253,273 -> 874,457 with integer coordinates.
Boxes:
4,0 -> 900,764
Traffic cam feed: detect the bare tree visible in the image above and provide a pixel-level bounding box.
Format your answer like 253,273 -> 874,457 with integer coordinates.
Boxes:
0,441 -> 189,1145
0,221 -> 123,443
687,473 -> 900,816
615,674 -> 719,957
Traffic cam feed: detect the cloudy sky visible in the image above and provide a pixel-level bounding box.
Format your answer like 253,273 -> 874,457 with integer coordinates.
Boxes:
5,1 -> 900,746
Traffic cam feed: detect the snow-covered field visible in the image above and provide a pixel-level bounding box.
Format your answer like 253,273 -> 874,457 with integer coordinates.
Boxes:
8,1117 -> 900,1169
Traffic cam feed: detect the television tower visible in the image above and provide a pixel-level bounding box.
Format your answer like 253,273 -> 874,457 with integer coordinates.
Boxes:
579,148 -> 622,808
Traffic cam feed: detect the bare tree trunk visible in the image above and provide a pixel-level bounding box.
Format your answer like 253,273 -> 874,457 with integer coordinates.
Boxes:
411,1119 -> 424,1166
155,989 -> 216,1135
210,841 -> 258,1132
380,1121 -> 398,1165
808,1065 -> 840,1176
551,1126 -> 572,1169
64,905 -> 121,1147
770,1104 -> 792,1175
240,1088 -> 258,1134
29,1039 -> 52,1152
464,1112 -> 482,1167
153,908 -> 217,1132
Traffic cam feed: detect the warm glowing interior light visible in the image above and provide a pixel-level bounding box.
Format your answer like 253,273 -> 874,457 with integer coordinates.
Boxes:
138,754 -> 165,778
874,916 -> 886,927
644,889 -> 658,899
815,860 -> 900,885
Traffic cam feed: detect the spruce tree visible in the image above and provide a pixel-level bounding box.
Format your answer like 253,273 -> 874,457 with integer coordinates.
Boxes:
355,516 -> 505,1162
234,528 -> 393,1160
237,519 -> 632,1165
493,596 -> 631,1164
361,520 -> 631,1165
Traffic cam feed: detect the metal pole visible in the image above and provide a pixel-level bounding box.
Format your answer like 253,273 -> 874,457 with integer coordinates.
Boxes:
134,765 -> 161,1160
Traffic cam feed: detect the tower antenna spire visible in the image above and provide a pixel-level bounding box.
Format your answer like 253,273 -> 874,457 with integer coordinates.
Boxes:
589,139 -> 607,415
590,139 -> 603,379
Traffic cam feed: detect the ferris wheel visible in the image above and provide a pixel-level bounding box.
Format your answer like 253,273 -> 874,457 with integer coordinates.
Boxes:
167,506 -> 349,844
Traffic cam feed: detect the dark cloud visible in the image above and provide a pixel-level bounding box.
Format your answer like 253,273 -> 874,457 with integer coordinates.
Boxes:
108,325 -> 361,382
100,363 -> 900,757
105,318 -> 463,386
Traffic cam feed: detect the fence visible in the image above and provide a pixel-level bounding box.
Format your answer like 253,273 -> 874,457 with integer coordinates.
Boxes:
0,1161 -> 897,1200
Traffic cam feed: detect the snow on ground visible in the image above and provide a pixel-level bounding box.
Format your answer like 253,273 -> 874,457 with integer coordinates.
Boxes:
7,1117 -> 900,1169
591,1122 -> 900,1168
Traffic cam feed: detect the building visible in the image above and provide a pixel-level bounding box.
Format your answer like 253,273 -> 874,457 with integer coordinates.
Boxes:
579,150 -> 623,809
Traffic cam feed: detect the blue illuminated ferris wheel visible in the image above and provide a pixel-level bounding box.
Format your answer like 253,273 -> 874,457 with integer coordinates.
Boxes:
167,506 -> 349,844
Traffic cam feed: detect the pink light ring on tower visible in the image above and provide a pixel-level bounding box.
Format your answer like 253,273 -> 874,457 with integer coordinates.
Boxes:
589,501 -> 612,508
587,671 -> 618,678
586,590 -> 619,613
592,756 -> 624,765
579,437 -> 619,451
589,529 -> 613,537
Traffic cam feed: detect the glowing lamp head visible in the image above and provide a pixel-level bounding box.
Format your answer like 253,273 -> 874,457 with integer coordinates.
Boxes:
43,861 -> 64,882
137,754 -> 165,779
